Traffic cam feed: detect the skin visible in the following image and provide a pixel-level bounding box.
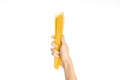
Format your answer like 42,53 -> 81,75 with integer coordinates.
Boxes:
51,35 -> 77,80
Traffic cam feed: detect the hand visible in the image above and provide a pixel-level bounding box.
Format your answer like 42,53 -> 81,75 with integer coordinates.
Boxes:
51,35 -> 70,68
51,35 -> 77,80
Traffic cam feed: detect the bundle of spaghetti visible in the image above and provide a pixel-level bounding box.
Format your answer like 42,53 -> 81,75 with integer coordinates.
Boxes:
54,13 -> 64,69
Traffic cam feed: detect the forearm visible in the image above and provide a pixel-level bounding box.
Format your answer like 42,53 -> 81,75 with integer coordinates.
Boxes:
63,57 -> 77,80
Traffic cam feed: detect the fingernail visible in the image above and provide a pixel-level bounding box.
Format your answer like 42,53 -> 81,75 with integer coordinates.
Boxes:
55,45 -> 58,47
55,54 -> 59,57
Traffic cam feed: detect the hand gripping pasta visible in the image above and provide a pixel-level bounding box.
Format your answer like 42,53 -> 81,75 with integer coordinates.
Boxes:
54,13 -> 64,69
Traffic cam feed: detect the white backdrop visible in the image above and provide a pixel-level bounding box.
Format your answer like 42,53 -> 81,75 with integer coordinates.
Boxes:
0,0 -> 120,80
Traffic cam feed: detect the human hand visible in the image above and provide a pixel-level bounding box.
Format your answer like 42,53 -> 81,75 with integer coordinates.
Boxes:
51,35 -> 70,68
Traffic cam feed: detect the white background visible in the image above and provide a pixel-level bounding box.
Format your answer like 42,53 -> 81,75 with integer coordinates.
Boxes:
0,0 -> 120,80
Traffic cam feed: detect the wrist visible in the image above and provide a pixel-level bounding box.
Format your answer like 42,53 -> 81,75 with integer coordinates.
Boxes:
62,55 -> 71,63
62,56 -> 72,68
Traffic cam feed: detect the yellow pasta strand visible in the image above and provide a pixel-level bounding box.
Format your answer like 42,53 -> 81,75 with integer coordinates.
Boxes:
54,13 -> 64,69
